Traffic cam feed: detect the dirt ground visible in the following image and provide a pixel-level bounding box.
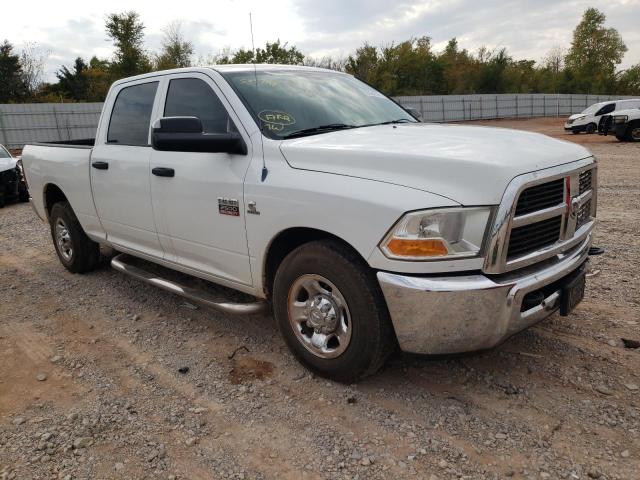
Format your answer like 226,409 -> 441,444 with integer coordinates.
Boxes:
1,117 -> 639,480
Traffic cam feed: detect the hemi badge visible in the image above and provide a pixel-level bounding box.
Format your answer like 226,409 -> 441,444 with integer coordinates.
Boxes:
218,197 -> 240,217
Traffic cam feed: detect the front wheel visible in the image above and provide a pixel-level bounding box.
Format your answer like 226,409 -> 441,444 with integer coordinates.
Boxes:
585,123 -> 597,134
272,240 -> 396,383
50,201 -> 100,273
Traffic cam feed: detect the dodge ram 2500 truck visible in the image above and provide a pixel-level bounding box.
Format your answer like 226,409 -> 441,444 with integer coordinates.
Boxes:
22,65 -> 598,382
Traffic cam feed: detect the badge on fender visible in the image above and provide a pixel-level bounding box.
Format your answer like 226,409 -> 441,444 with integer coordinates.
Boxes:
218,197 -> 240,217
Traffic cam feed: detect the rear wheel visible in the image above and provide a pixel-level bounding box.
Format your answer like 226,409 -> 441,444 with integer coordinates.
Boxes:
50,201 -> 100,273
585,123 -> 597,134
625,122 -> 640,142
272,240 -> 395,382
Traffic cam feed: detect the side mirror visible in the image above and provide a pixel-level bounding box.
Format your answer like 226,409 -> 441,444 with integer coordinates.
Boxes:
405,107 -> 422,121
151,117 -> 247,155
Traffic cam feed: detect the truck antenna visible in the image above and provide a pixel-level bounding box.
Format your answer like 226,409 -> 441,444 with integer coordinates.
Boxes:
250,12 -> 268,182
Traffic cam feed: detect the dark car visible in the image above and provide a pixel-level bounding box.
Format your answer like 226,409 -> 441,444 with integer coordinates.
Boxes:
0,144 -> 29,208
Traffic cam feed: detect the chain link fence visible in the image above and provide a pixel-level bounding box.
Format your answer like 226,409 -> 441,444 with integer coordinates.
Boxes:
1,94 -> 635,148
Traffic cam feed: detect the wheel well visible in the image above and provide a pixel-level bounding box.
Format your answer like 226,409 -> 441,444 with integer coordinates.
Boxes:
44,184 -> 68,219
263,228 -> 365,298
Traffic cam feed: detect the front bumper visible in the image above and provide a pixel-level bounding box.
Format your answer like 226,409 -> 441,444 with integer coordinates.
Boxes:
564,123 -> 585,133
377,235 -> 591,354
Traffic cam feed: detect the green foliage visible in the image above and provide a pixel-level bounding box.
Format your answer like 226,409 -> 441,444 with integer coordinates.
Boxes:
564,8 -> 627,93
0,40 -> 28,103
217,40 -> 304,65
617,64 -> 640,95
105,11 -> 152,78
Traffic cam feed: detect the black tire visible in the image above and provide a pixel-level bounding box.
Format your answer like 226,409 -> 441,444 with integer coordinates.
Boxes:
571,130 -> 580,134
615,133 -> 626,142
49,201 -> 100,273
624,122 -> 640,142
272,240 -> 395,383
585,123 -> 597,134
18,182 -> 29,202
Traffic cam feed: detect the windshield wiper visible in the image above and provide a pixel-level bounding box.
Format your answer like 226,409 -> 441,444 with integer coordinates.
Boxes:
376,118 -> 415,125
282,124 -> 356,139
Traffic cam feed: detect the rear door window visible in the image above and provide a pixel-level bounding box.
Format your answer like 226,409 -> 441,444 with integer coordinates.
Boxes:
164,78 -> 232,134
107,82 -> 159,146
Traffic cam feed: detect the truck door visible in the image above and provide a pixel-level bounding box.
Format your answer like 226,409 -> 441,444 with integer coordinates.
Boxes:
149,74 -> 253,286
90,80 -> 164,258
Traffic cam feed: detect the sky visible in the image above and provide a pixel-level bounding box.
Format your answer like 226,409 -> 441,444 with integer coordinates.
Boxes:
5,0 -> 640,82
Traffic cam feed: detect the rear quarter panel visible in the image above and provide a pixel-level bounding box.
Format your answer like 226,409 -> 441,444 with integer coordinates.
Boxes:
22,145 -> 105,240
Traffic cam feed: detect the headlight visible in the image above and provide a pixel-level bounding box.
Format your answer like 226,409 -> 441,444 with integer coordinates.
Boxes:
380,207 -> 492,260
573,115 -> 586,123
613,115 -> 628,124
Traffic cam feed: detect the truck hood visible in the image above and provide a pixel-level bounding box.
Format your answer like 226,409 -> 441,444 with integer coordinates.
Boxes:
568,113 -> 587,121
279,123 -> 592,205
0,157 -> 17,173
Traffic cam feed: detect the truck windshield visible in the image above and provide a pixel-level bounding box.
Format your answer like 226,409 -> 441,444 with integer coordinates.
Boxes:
221,69 -> 416,139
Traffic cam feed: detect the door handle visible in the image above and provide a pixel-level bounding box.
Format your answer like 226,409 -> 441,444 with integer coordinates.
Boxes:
92,161 -> 109,170
152,167 -> 175,178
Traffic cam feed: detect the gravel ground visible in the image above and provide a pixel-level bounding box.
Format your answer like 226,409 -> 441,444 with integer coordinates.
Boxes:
1,117 -> 639,480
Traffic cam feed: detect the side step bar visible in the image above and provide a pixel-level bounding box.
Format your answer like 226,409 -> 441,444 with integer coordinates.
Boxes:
111,253 -> 267,315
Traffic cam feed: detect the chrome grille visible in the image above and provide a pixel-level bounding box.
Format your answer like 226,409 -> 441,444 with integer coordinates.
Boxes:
483,159 -> 597,274
514,179 -> 565,216
579,170 -> 592,194
577,199 -> 591,229
507,216 -> 562,259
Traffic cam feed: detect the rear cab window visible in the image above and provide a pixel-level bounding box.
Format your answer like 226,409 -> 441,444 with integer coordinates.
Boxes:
107,82 -> 159,146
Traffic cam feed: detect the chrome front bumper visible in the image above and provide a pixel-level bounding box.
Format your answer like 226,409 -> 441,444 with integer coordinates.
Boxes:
377,235 -> 591,354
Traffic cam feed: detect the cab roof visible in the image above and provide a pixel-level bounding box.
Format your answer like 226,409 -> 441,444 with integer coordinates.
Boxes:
111,64 -> 346,87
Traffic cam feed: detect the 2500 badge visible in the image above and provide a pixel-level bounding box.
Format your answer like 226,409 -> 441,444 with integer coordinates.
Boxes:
218,197 -> 240,216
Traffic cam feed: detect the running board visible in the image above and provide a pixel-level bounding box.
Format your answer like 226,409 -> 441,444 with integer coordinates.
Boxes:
111,253 -> 267,315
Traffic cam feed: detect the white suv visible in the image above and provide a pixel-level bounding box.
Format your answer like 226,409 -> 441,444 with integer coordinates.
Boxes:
565,98 -> 640,134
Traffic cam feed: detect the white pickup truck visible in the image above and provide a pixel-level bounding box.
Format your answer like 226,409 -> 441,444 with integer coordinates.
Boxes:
22,65 -> 598,382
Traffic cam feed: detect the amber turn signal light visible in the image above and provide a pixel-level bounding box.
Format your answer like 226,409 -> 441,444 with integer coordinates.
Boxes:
385,238 -> 449,257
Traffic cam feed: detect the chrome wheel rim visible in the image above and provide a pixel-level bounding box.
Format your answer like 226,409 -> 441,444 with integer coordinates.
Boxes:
287,274 -> 352,359
54,219 -> 73,262
631,127 -> 640,140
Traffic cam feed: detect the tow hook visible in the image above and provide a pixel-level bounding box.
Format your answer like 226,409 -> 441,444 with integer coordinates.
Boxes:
586,246 -> 604,278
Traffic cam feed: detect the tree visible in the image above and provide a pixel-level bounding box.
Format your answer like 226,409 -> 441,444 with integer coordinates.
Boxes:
565,8 -> 627,93
105,11 -> 151,78
20,43 -> 48,98
0,40 -> 28,102
56,57 -> 89,100
617,64 -> 640,95
154,21 -> 194,70
217,40 -> 304,65
475,48 -> 511,93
